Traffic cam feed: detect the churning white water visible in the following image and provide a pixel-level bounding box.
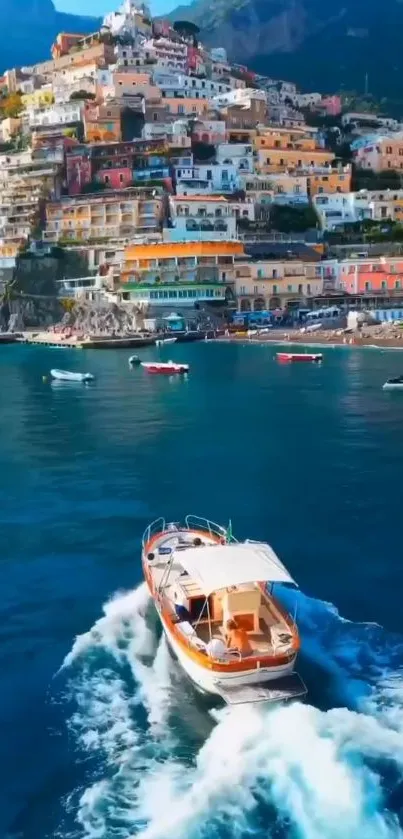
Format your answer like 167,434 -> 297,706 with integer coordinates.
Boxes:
61,584 -> 403,839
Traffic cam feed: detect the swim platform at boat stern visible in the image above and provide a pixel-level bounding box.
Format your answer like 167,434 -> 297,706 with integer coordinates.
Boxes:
215,672 -> 307,705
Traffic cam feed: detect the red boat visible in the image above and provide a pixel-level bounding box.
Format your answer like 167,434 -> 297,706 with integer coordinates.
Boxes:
141,361 -> 189,374
276,352 -> 323,363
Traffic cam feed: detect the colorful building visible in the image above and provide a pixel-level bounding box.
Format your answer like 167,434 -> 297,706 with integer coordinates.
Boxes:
120,240 -> 244,307
234,257 -> 323,311
43,189 -> 164,245
51,32 -> 86,60
84,103 -> 122,144
353,135 -> 403,172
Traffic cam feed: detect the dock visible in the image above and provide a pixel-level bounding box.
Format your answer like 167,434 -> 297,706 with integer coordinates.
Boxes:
19,332 -> 156,350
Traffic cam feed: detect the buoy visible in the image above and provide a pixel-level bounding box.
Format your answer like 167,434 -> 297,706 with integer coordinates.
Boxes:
42,375 -> 48,383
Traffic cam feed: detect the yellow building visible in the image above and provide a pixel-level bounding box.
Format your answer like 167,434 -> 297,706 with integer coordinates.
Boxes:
21,89 -> 55,109
121,240 -> 244,306
234,258 -> 323,311
44,189 -> 163,245
254,126 -> 334,174
308,167 -> 352,196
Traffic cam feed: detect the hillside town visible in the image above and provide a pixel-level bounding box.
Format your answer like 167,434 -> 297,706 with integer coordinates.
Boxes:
2,0 -> 403,334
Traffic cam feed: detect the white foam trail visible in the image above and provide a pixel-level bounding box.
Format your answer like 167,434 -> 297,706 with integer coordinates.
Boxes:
62,583 -> 154,670
63,585 -> 403,839
135,702 -> 403,839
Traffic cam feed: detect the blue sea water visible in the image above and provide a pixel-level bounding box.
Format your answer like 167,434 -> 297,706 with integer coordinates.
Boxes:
2,341 -> 403,839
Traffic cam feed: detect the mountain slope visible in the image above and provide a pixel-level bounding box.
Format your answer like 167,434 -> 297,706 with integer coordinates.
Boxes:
170,0 -> 403,99
0,0 -> 101,71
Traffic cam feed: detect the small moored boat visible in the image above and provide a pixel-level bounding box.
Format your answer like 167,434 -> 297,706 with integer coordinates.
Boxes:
383,376 -> 403,390
155,337 -> 177,346
276,352 -> 322,363
142,516 -> 306,705
50,368 -> 94,382
141,361 -> 189,375
129,355 -> 141,365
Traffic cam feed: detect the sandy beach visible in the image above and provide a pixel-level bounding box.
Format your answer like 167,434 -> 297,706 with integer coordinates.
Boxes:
221,324 -> 403,351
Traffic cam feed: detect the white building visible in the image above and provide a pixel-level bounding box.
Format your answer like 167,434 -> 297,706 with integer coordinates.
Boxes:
215,142 -> 254,174
26,101 -> 83,129
142,118 -> 191,148
174,162 -> 240,194
153,70 -> 232,100
103,1 -> 152,38
168,194 -> 254,240
211,87 -> 267,110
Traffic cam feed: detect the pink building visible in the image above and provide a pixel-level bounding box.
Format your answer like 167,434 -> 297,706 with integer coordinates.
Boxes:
95,167 -> 133,189
320,96 -> 342,117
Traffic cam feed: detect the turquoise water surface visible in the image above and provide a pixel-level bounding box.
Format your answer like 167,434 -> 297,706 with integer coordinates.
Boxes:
2,341 -> 403,839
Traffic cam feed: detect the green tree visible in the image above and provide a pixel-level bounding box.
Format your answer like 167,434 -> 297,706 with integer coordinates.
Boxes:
270,204 -> 318,233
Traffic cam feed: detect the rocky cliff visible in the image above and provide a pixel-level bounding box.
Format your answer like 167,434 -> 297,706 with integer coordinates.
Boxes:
171,0 -> 403,99
0,0 -> 100,70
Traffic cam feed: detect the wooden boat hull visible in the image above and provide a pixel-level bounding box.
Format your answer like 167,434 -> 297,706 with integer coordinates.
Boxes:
159,611 -> 296,695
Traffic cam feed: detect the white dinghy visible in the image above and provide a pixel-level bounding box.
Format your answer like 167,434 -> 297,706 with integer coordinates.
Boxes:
50,369 -> 94,383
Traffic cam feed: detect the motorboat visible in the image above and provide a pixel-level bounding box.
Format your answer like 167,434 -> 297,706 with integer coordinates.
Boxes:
155,337 -> 177,346
50,369 -> 94,382
129,355 -> 141,365
142,516 -> 306,706
383,376 -> 403,390
276,352 -> 323,363
141,361 -> 189,375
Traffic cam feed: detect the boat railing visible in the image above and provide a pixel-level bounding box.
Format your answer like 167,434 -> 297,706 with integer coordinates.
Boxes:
142,516 -> 166,548
185,515 -> 237,542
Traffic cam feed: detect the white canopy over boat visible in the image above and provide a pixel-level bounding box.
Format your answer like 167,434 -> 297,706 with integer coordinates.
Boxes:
174,541 -> 297,595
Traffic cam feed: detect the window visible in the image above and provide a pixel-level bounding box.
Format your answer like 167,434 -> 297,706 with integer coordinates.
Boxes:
307,283 -> 311,294
287,284 -> 293,292
104,175 -> 110,184
386,146 -> 393,154
298,284 -> 303,293
178,105 -> 184,114
272,269 -> 278,279
381,280 -> 387,290
365,281 -> 371,291
240,285 -> 246,295
254,285 -> 258,294
272,284 -> 278,294
257,269 -> 263,278
395,280 -> 401,289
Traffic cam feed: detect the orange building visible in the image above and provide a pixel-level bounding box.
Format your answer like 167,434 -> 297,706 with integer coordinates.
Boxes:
51,33 -> 86,59
84,102 -> 121,144
121,240 -> 245,306
308,167 -> 352,196
163,98 -> 210,116
254,126 -> 334,174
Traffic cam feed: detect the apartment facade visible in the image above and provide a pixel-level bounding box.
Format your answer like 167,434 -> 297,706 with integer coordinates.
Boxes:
43,189 -> 164,245
234,258 -> 323,310
120,239 -> 244,306
353,135 -> 403,171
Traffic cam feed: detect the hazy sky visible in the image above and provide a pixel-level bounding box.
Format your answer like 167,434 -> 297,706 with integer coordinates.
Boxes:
56,0 -> 185,16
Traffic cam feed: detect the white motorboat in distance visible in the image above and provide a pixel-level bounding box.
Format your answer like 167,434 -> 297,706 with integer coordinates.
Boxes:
50,369 -> 94,382
155,337 -> 177,346
142,516 -> 306,705
383,376 -> 403,390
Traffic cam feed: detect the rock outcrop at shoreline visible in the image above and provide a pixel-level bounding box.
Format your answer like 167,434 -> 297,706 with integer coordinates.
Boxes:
60,301 -> 143,336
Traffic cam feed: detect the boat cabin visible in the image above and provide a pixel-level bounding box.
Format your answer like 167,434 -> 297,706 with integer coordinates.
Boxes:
144,526 -> 298,664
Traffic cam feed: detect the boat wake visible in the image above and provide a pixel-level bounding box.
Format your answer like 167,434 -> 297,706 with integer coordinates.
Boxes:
59,583 -> 403,839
